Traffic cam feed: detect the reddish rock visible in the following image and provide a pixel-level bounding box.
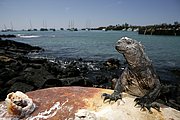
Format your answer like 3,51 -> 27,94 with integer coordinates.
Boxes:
25,87 -> 110,120
0,87 -> 180,120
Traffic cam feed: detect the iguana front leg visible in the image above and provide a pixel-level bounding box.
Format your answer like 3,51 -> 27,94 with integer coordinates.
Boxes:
102,68 -> 129,103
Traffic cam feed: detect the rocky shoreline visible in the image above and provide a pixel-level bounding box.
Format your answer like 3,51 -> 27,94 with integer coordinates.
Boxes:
0,38 -> 121,100
138,28 -> 180,36
0,38 -> 180,110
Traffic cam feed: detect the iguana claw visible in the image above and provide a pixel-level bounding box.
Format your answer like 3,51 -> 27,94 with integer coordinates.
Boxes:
134,97 -> 160,113
102,92 -> 122,103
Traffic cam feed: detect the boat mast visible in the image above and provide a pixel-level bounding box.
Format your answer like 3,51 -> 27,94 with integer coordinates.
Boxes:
10,22 -> 13,30
30,20 -> 32,30
3,24 -> 7,31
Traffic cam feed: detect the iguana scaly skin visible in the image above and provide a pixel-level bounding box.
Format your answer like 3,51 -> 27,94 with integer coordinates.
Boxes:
103,37 -> 161,113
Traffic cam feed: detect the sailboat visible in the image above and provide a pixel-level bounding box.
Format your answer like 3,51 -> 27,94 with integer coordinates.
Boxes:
67,20 -> 78,31
85,20 -> 91,31
40,20 -> 48,31
27,20 -> 37,31
1,23 -> 14,32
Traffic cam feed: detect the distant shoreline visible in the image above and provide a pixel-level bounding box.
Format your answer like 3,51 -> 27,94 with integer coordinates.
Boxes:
1,22 -> 180,36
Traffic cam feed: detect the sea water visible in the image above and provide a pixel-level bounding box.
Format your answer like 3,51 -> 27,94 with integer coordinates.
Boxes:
1,30 -> 180,81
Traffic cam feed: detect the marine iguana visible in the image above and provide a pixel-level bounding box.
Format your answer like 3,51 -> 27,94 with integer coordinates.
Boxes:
102,37 -> 161,112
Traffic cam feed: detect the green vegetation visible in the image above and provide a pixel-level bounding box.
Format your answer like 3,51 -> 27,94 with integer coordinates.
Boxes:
93,22 -> 180,36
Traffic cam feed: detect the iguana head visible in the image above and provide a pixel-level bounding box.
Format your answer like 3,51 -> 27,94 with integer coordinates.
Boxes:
115,37 -> 149,67
115,37 -> 144,54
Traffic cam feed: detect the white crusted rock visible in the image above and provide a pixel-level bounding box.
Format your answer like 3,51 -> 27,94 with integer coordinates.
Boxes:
74,109 -> 97,120
5,91 -> 36,118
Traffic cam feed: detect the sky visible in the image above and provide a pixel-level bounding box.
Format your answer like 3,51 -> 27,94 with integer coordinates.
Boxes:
0,0 -> 180,30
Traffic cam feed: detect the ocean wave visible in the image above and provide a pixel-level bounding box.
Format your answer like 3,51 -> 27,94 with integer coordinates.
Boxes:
17,34 -> 40,38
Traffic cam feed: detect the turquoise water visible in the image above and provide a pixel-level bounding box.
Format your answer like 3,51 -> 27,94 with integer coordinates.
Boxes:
1,30 -> 180,81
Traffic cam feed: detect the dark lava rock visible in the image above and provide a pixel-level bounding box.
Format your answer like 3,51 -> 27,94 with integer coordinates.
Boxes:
0,68 -> 17,81
23,66 -> 58,88
5,76 -> 25,86
0,39 -> 43,55
45,61 -> 63,77
170,68 -> 180,77
62,65 -> 80,77
0,81 -> 34,100
59,77 -> 92,87
0,34 -> 16,38
103,58 -> 120,69
43,79 -> 62,88
7,82 -> 34,93
0,39 -> 46,101
18,56 -> 47,64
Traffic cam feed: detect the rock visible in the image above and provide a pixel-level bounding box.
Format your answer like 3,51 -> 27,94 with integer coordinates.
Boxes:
0,81 -> 3,87
59,77 -> 92,87
176,85 -> 180,104
74,109 -> 97,120
42,79 -> 62,88
44,61 -> 63,77
170,68 -> 180,77
1,87 -> 179,120
0,39 -> 43,56
23,66 -> 57,88
19,56 -> 47,64
103,58 -> 120,69
62,63 -> 81,77
0,55 -> 15,63
7,82 -> 34,93
0,68 -> 17,81
5,76 -> 25,86
5,91 -> 36,119
0,34 -> 16,38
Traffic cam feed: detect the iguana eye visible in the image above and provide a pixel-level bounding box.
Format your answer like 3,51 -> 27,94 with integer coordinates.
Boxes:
126,41 -> 131,44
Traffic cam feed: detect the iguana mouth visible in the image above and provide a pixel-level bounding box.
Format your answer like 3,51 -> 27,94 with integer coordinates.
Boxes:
115,45 -> 125,53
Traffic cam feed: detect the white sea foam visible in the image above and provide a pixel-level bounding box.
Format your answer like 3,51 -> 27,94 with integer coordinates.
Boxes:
20,35 -> 40,38
17,34 -> 40,38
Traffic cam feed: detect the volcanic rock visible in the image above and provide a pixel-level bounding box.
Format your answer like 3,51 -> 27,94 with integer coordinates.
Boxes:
1,87 -> 179,120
